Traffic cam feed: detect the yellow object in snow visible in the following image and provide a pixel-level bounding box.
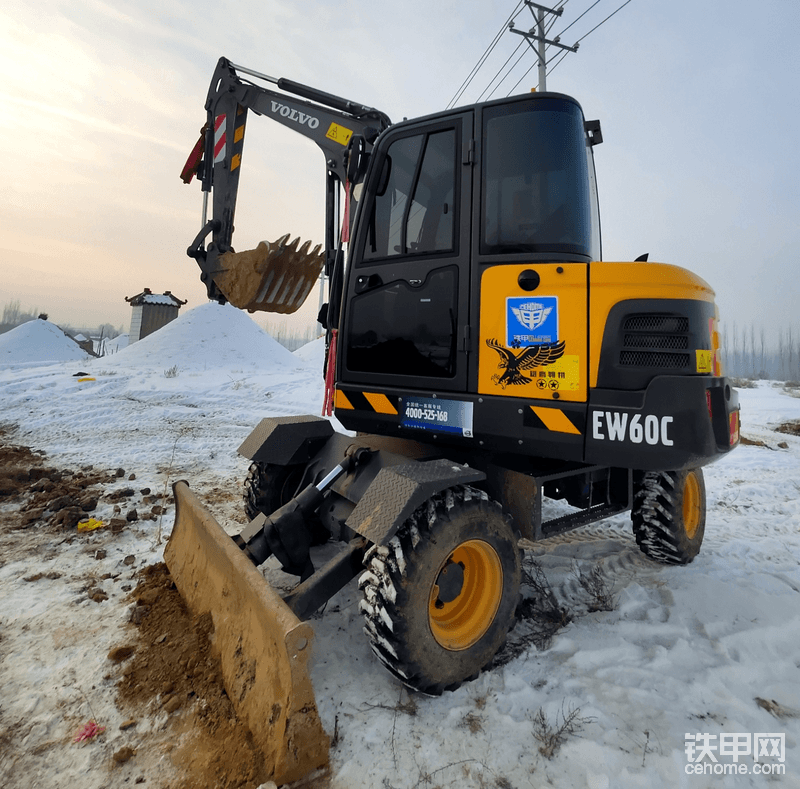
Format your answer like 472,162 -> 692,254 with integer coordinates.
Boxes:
77,518 -> 105,532
77,377 -> 96,382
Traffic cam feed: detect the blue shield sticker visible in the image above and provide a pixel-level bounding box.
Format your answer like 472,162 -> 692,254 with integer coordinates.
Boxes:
506,297 -> 558,347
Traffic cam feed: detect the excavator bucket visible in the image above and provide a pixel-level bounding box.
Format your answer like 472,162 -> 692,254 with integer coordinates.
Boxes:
214,234 -> 325,314
164,481 -> 329,784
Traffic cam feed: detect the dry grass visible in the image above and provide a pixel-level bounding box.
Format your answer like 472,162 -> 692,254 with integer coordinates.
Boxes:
532,704 -> 593,759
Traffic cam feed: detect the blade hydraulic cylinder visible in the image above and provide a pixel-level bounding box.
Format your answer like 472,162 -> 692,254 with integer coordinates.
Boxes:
234,458 -> 353,578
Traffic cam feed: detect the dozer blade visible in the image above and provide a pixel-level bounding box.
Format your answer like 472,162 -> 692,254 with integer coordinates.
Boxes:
214,234 -> 324,314
164,481 -> 329,784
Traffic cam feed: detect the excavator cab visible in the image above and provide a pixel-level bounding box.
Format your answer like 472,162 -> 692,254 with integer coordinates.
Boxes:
336,93 -> 601,413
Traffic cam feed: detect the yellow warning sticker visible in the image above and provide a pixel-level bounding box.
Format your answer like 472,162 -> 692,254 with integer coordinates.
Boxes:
696,349 -> 713,374
529,354 -> 580,392
326,122 -> 354,146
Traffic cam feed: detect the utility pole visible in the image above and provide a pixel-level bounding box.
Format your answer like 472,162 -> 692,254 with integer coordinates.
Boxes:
509,1 -> 579,92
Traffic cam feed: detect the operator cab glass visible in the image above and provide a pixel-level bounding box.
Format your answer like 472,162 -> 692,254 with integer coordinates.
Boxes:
362,128 -> 457,261
481,96 -> 600,261
345,120 -> 466,386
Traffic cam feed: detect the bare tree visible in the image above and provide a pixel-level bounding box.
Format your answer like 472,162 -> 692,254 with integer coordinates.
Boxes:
731,321 -> 740,376
2,299 -> 21,325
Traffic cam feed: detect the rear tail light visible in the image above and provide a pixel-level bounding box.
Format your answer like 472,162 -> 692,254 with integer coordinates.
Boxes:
729,411 -> 740,445
708,312 -> 723,376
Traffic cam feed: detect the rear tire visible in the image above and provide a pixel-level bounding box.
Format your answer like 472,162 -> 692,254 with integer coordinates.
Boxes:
359,486 -> 521,695
631,468 -> 706,565
243,462 -> 328,545
243,462 -> 304,521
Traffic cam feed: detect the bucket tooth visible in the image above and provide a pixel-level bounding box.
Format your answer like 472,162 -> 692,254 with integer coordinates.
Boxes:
214,233 -> 325,314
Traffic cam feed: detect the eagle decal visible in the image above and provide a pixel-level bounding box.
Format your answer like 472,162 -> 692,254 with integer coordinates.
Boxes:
486,338 -> 566,387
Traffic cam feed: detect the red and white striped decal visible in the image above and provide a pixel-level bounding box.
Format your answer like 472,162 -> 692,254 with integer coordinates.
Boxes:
213,114 -> 226,164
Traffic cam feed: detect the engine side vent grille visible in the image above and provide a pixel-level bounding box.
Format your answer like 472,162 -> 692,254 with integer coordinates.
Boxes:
624,315 -> 689,333
620,313 -> 690,369
620,350 -> 691,368
623,333 -> 689,350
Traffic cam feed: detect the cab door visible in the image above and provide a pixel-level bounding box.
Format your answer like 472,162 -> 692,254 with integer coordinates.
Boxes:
472,96 -> 596,404
340,113 -> 473,394
477,262 -> 587,403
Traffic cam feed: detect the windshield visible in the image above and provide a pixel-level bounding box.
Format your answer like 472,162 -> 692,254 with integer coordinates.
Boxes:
481,97 -> 599,260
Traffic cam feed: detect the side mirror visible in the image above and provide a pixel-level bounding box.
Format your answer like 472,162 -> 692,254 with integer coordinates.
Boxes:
585,119 -> 603,146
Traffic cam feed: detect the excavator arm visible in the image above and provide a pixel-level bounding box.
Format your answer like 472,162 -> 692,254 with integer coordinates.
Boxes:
185,57 -> 391,313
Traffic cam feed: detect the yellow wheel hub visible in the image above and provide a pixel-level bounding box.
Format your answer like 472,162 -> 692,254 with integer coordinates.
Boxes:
429,540 -> 503,651
683,472 -> 702,540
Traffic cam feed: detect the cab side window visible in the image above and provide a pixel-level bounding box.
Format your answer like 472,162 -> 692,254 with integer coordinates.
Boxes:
363,129 -> 457,261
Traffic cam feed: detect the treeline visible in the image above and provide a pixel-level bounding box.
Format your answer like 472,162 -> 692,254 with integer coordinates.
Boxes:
0,300 -> 123,341
259,317 -> 322,352
1,300 -> 43,334
721,325 -> 800,381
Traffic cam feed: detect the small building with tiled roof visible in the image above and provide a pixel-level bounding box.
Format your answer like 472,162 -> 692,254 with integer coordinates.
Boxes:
125,289 -> 187,343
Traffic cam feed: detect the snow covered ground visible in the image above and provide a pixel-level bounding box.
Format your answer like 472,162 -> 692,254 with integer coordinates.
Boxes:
0,303 -> 798,789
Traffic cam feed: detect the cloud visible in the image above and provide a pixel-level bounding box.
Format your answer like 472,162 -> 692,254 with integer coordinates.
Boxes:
3,93 -> 187,152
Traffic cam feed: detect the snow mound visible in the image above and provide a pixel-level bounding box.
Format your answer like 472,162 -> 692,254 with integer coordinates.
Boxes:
101,334 -> 129,354
294,337 -> 326,369
0,320 -> 90,364
101,302 -> 302,371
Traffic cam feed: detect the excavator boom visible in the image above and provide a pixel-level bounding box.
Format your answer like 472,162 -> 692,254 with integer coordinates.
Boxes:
185,57 -> 390,311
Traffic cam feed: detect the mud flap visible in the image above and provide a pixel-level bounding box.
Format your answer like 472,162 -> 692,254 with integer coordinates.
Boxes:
214,235 -> 324,314
165,481 -> 329,784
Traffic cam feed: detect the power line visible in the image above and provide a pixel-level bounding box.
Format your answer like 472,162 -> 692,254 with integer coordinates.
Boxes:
541,48 -> 571,80
452,0 -> 570,107
574,0 -> 633,45
487,50 -> 530,100
447,1 -> 525,109
476,40 -> 526,103
507,0 -> 636,94
477,4 -> 564,102
456,0 -> 635,104
508,2 -> 579,91
557,0 -> 602,37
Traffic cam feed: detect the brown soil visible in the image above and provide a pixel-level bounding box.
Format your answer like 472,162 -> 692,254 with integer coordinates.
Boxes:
114,563 -> 271,789
0,429 -> 269,787
776,420 -> 800,436
0,428 -> 163,534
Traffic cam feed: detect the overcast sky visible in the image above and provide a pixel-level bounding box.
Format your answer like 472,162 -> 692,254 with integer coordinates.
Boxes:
2,0 -> 798,345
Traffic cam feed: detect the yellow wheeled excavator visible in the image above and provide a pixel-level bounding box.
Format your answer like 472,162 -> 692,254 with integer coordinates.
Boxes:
171,57 -> 740,783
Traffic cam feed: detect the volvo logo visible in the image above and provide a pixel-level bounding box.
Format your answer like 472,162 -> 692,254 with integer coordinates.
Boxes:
270,101 -> 320,129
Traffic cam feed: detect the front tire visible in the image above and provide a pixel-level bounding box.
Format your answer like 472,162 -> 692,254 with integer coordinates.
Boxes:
359,486 -> 521,695
631,468 -> 706,564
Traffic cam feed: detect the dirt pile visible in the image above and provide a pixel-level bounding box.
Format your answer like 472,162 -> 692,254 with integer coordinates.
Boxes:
114,563 -> 272,789
776,419 -> 800,436
0,431 -> 276,787
0,432 -> 164,533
